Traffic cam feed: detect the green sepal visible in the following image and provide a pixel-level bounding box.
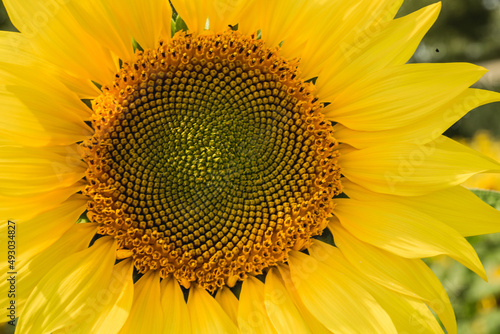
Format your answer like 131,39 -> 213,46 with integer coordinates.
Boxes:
171,18 -> 176,37
132,38 -> 144,52
256,29 -> 262,40
91,80 -> 102,91
172,15 -> 188,36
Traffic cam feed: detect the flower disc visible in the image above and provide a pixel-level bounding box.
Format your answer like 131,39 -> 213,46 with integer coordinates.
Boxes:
82,31 -> 341,291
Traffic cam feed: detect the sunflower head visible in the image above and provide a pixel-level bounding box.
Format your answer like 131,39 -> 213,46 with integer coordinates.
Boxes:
2,0 -> 500,333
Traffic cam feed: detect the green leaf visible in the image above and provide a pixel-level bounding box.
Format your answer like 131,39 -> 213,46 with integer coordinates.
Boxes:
470,189 -> 500,210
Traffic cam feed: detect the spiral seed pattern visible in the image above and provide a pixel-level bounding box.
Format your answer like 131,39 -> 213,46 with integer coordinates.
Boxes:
82,31 -> 341,291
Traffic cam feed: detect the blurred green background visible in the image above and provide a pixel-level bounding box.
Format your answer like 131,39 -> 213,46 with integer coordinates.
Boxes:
1,1 -> 499,333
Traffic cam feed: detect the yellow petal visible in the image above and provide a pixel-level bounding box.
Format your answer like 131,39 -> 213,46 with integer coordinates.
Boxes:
91,260 -> 134,333
407,186 -> 500,237
63,0 -> 133,60
0,180 -> 85,221
308,241 -> 447,334
118,271 -> 163,334
215,287 -> 239,325
8,223 -> 98,321
171,0 -> 210,34
336,142 -> 357,155
160,3 -> 173,40
16,194 -> 87,263
3,0 -> 117,84
107,0 -> 167,51
343,179 -> 500,237
0,30 -> 99,98
0,66 -> 92,146
0,88 -> 92,146
283,0 -> 403,79
333,198 -> 487,280
277,265 -> 331,334
69,259 -> 134,334
119,271 -> 164,334
264,268 -> 311,334
233,0 -> 401,80
188,285 -> 238,334
0,145 -> 86,197
161,277 -> 191,334
317,3 -> 440,98
288,250 -> 397,334
334,89 -> 500,149
63,0 -> 168,60
340,136 -> 500,196
0,54 -> 93,120
323,63 -> 486,130
16,237 -> 116,333
327,223 -> 456,334
237,0 -> 310,49
388,298 -> 445,334
238,276 -> 277,334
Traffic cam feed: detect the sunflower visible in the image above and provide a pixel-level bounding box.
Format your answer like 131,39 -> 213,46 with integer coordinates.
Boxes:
1,0 -> 500,333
